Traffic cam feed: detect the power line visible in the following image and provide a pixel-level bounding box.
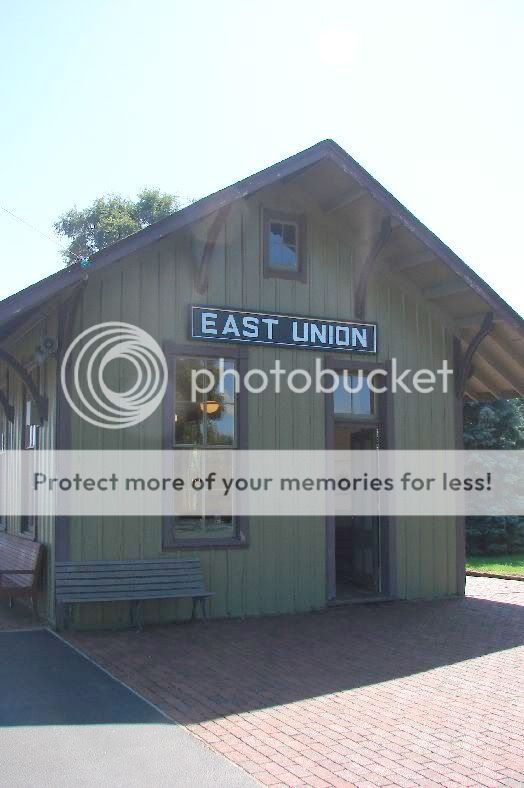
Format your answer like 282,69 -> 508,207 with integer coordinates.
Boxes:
0,194 -> 193,267
0,202 -> 85,264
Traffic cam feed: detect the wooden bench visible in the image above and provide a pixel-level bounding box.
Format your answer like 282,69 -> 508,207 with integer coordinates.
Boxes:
0,532 -> 44,616
55,557 -> 214,629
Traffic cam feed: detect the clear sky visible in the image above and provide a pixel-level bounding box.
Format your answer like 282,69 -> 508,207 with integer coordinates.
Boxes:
1,0 -> 523,315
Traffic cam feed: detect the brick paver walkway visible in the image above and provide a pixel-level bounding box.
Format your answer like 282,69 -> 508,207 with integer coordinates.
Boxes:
67,578 -> 524,787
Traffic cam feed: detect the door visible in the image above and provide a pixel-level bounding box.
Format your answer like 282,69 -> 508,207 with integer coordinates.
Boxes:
334,426 -> 381,596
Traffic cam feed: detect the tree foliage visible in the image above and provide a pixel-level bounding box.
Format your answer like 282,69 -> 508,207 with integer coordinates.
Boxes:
54,188 -> 180,264
464,399 -> 524,556
464,399 -> 524,450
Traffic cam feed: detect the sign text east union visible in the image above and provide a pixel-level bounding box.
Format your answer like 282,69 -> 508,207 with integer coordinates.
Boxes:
191,306 -> 377,354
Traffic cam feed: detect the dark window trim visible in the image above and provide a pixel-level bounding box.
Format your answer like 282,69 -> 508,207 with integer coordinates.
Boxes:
162,341 -> 249,550
262,208 -> 307,283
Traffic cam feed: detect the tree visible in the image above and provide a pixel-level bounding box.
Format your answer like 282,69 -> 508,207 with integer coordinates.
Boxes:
54,188 -> 180,264
464,399 -> 524,555
464,399 -> 524,450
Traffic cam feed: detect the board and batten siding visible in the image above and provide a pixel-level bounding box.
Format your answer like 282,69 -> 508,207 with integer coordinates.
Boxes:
66,183 -> 457,628
1,312 -> 60,623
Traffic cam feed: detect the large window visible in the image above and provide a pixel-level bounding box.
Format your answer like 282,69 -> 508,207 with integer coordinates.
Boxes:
263,209 -> 306,281
163,346 -> 248,549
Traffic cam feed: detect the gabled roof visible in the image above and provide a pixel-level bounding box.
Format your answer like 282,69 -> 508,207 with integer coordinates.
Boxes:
1,140 -> 523,398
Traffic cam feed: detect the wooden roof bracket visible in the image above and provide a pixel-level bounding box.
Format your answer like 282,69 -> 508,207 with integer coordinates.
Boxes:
194,205 -> 231,294
354,216 -> 392,320
0,388 -> 14,422
455,312 -> 494,398
0,348 -> 48,423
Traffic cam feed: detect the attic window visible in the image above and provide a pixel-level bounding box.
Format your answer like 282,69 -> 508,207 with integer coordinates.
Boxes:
263,210 -> 306,281
269,221 -> 297,269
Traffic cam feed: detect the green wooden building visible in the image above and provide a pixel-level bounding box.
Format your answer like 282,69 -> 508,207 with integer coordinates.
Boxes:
0,140 -> 523,628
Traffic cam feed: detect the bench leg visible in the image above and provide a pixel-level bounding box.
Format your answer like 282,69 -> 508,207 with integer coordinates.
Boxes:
130,600 -> 143,631
31,593 -> 38,619
8,596 -> 13,609
56,603 -> 66,630
191,598 -> 198,621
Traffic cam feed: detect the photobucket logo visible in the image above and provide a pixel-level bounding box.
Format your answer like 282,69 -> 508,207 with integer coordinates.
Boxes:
61,322 -> 168,429
191,358 -> 454,400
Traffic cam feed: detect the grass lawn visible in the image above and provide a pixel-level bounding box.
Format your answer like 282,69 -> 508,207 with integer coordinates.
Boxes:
466,552 -> 524,576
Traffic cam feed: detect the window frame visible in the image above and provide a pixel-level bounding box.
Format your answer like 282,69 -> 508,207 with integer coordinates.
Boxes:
21,371 -> 41,451
20,370 -> 41,540
162,342 -> 249,550
263,208 -> 307,283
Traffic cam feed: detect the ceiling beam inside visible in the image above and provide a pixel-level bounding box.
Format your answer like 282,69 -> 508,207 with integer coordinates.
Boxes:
468,370 -> 498,400
486,331 -> 524,369
462,334 -> 524,397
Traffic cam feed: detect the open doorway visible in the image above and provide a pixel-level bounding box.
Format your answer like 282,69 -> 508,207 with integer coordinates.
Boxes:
334,424 -> 381,600
325,362 -> 392,603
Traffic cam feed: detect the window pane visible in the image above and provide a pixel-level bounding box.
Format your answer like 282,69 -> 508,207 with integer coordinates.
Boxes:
282,223 -> 296,245
169,429 -> 237,543
333,373 -> 352,415
216,359 -> 236,404
270,222 -> 283,240
333,373 -> 373,416
174,515 -> 234,540
174,517 -> 205,538
206,359 -> 236,404
176,357 -> 204,402
352,380 -> 372,415
268,220 -> 298,271
280,242 -> 297,268
206,403 -> 234,446
173,358 -> 237,447
269,237 -> 283,266
174,402 -> 203,445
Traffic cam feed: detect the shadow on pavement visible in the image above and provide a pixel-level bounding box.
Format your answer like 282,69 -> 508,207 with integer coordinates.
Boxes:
67,588 -> 524,724
0,630 -> 163,726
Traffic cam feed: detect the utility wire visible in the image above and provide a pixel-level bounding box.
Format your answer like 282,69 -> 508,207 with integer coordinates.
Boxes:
1,194 -> 193,268
0,202 -> 85,264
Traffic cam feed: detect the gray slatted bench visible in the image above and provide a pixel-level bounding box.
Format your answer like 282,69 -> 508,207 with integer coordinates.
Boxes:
55,557 -> 213,629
